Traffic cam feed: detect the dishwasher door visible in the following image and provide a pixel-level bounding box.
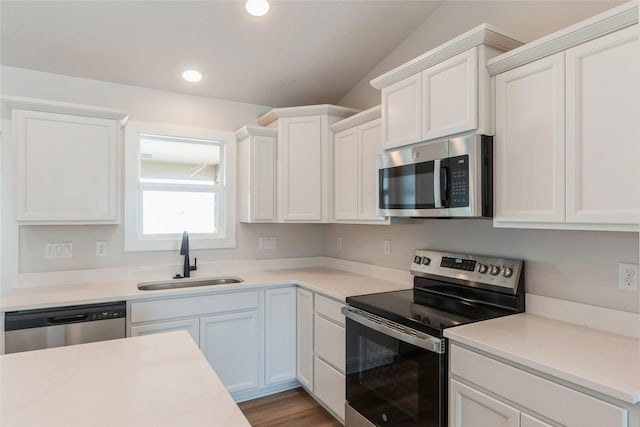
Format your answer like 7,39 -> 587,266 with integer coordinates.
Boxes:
4,301 -> 126,354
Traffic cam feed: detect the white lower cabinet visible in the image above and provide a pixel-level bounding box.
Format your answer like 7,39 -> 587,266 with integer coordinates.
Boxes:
450,344 -> 629,427
295,289 -> 346,423
296,287 -> 314,390
313,294 -> 346,422
128,286 -> 298,402
265,287 -> 296,385
200,311 -> 260,393
450,379 -> 519,427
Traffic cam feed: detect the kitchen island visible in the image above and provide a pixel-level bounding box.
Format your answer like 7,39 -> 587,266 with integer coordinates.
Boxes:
0,331 -> 251,427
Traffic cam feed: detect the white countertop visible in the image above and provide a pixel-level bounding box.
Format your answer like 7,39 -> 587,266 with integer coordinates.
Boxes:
0,266 -> 412,311
444,313 -> 640,404
0,331 -> 251,427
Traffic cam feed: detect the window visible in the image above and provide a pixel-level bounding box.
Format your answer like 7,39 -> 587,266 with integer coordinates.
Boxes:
124,121 -> 236,251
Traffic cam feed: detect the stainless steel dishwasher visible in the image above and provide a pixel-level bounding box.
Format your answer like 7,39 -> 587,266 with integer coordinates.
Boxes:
4,301 -> 126,354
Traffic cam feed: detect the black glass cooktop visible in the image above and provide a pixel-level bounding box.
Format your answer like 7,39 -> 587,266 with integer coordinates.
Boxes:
346,288 -> 515,337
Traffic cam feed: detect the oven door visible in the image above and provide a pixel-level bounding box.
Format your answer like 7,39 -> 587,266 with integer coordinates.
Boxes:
377,140 -> 450,218
344,307 -> 446,427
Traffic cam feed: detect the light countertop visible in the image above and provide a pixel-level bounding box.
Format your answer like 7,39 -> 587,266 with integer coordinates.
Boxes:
444,313 -> 640,404
0,330 -> 251,427
0,267 -> 412,311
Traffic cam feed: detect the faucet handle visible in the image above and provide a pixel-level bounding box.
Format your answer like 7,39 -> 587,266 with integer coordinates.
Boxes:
190,257 -> 197,272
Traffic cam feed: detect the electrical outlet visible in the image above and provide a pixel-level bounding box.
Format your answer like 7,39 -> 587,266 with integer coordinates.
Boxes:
383,240 -> 391,256
337,236 -> 342,250
618,263 -> 639,291
96,241 -> 107,257
259,236 -> 277,250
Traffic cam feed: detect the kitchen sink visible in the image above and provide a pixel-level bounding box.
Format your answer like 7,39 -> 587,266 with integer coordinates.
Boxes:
137,276 -> 244,291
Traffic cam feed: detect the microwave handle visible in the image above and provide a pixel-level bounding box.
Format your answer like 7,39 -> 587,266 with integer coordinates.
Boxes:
434,159 -> 442,208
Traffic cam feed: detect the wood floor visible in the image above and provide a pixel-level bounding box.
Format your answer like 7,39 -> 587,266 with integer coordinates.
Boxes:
238,388 -> 343,427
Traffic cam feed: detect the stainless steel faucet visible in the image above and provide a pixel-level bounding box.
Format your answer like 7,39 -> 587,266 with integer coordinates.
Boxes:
175,231 -> 197,279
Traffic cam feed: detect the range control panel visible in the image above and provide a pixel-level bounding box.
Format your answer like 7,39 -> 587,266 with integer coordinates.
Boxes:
410,250 -> 523,294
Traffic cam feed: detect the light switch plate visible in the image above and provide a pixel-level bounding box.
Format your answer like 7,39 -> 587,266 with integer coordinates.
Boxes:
45,242 -> 73,259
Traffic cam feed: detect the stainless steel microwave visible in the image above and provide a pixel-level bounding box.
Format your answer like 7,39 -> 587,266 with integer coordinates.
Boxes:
377,134 -> 493,218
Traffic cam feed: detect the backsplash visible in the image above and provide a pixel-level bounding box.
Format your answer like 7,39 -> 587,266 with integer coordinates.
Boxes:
324,221 -> 639,314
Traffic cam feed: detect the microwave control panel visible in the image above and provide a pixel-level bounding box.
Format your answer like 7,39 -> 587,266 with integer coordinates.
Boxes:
449,155 -> 469,208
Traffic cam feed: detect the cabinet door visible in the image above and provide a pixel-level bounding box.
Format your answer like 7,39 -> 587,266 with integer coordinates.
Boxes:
265,287 -> 296,385
14,110 -> 118,223
566,25 -> 640,224
279,116 -> 324,221
422,48 -> 478,141
130,318 -> 199,343
334,128 -> 359,220
250,135 -> 276,222
314,356 -> 346,422
296,288 -> 314,390
494,53 -> 566,223
381,74 -> 422,150
358,118 -> 386,221
450,379 -> 520,427
521,413 -> 552,427
199,311 -> 260,393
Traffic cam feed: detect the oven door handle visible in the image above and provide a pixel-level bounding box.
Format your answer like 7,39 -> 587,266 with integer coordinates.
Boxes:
342,306 -> 445,354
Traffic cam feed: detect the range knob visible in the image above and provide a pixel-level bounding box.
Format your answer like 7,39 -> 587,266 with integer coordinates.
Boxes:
490,265 -> 500,275
477,263 -> 488,274
421,257 -> 431,266
502,266 -> 514,278
413,255 -> 422,264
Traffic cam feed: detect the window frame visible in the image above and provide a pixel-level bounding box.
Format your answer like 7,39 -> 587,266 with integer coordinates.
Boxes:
124,121 -> 236,252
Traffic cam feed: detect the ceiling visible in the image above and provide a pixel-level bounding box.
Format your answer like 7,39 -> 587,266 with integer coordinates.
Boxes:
0,1 -> 444,108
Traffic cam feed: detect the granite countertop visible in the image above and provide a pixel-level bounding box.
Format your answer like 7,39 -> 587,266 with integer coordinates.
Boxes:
0,267 -> 412,311
444,313 -> 640,404
0,331 -> 251,427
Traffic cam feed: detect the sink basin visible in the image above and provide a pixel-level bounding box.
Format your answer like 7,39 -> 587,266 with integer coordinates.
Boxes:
137,276 -> 243,291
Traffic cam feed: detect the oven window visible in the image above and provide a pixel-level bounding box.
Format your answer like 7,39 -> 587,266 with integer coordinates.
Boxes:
346,318 -> 443,427
379,161 -> 436,209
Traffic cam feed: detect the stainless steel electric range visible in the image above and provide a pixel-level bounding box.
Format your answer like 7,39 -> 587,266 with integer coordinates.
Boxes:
343,249 -> 525,427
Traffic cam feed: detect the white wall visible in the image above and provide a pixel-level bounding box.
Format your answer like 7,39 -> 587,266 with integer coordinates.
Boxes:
339,0 -> 625,109
0,66 -> 327,283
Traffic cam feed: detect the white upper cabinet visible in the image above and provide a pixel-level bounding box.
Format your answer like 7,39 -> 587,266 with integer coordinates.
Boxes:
236,125 -> 277,223
257,104 -> 358,223
5,96 -> 128,224
494,53 -> 566,223
490,2 -> 639,231
371,24 -> 523,151
332,106 -> 388,224
422,48 -> 478,141
380,74 -> 422,150
565,25 -> 640,225
334,127 -> 359,220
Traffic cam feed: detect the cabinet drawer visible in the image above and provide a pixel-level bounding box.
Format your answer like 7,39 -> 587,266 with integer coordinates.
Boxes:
450,345 -> 627,426
314,314 -> 345,372
315,294 -> 345,326
314,356 -> 346,422
130,291 -> 259,323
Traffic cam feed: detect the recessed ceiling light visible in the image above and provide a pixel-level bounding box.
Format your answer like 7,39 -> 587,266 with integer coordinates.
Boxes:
245,0 -> 270,17
182,70 -> 202,83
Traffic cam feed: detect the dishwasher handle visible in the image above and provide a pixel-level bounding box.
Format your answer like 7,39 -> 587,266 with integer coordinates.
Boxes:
47,314 -> 89,324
